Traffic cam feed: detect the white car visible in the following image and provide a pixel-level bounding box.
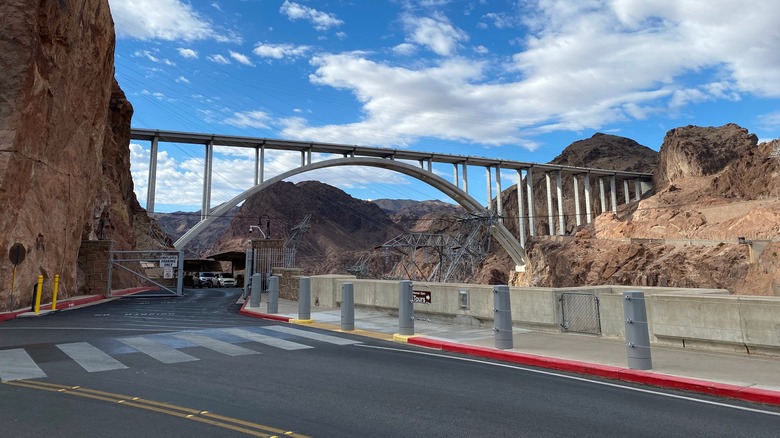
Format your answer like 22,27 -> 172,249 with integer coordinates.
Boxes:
216,273 -> 237,287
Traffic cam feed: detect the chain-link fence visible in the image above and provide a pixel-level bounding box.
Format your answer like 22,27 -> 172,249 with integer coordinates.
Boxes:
560,292 -> 602,335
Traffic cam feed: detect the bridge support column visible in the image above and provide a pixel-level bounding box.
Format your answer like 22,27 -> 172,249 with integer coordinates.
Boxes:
495,165 -> 503,218
599,177 -> 607,216
634,180 -> 641,201
462,162 -> 468,193
260,144 -> 265,183
640,180 -> 653,197
573,174 -> 582,227
546,172 -> 555,235
526,168 -> 535,236
610,175 -> 618,214
201,140 -> 214,221
516,170 -> 526,248
254,147 -> 260,186
146,135 -> 159,214
453,163 -> 459,188
427,159 -> 432,172
584,173 -> 593,223
556,170 -> 564,235
486,167 -> 493,211
306,148 -> 312,165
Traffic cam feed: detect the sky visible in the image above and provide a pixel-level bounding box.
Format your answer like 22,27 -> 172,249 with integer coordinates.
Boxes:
111,0 -> 780,214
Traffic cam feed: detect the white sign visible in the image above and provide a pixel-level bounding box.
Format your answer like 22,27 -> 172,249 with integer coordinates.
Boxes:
163,267 -> 174,279
160,255 -> 178,268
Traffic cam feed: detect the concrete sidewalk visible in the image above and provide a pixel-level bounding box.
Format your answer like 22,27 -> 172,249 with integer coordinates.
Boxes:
240,297 -> 780,406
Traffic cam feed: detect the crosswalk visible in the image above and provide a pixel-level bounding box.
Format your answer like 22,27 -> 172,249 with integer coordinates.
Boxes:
0,326 -> 360,382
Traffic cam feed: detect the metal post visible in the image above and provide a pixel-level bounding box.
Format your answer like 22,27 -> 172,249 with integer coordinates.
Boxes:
244,248 -> 252,299
34,275 -> 43,314
526,167 -> 535,236
250,273 -> 262,308
51,275 -> 59,310
516,170 -> 526,248
176,250 -> 184,296
298,276 -> 311,320
268,275 -> 279,313
493,285 -> 513,350
341,282 -> 354,331
573,174 -> 582,227
623,291 -> 652,370
398,280 -> 414,336
146,136 -> 158,213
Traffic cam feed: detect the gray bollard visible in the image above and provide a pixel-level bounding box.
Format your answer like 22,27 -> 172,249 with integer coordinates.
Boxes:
493,285 -> 513,350
341,282 -> 354,331
250,273 -> 262,308
298,276 -> 311,320
267,275 -> 279,314
243,249 -> 252,299
398,280 -> 414,336
623,291 -> 652,370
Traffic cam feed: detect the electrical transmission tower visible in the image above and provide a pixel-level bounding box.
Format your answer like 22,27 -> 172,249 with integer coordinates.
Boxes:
283,214 -> 311,267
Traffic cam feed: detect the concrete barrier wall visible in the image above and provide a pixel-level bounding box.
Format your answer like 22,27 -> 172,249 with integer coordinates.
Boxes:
309,276 -> 780,354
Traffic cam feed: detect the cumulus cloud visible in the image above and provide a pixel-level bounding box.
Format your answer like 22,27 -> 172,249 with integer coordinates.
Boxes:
133,50 -> 176,66
279,1 -> 343,31
402,13 -> 468,56
207,54 -> 231,65
253,43 -> 310,60
224,111 -> 272,129
229,50 -> 255,66
177,48 -> 199,59
109,0 -> 239,42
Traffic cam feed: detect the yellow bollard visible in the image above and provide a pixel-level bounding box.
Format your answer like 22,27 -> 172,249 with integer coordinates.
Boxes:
34,275 -> 43,314
52,274 -> 60,311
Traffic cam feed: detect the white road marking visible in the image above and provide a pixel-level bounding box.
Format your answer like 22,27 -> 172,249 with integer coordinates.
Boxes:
0,349 -> 47,382
220,328 -> 313,351
173,332 -> 259,356
57,342 -> 128,372
263,326 -> 362,345
118,337 -> 199,364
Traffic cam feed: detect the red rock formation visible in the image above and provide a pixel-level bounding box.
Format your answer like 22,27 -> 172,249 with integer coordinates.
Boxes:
0,0 -> 147,310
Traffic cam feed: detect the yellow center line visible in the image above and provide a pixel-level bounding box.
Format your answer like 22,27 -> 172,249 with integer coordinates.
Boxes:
3,380 -> 311,438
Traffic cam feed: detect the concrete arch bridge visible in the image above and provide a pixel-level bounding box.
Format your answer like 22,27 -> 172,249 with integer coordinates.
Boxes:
130,129 -> 654,270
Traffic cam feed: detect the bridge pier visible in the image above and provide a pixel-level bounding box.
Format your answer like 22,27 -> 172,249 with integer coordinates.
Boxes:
556,170 -> 564,235
545,172 -> 554,235
573,174 -> 581,226
610,175 -> 618,214
495,165 -> 503,218
461,162 -> 468,193
146,135 -> 159,214
516,169 -> 526,248
202,140 -> 214,221
526,167 -> 535,237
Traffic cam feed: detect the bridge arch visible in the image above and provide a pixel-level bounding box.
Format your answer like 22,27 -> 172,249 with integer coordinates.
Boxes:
175,157 -> 527,268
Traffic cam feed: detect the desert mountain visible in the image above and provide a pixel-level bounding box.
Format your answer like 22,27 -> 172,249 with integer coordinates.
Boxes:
156,206 -> 240,258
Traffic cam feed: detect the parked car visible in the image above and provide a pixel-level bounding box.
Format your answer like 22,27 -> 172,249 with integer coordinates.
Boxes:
192,272 -> 217,288
215,273 -> 237,287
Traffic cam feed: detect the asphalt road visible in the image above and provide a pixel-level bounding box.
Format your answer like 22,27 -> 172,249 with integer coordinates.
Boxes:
1,288 -> 778,437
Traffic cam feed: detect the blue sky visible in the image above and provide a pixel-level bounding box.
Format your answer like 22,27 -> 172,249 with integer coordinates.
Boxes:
111,0 -> 780,213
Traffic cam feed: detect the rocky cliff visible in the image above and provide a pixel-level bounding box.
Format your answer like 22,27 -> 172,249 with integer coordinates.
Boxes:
0,0 -> 148,310
514,125 -> 780,296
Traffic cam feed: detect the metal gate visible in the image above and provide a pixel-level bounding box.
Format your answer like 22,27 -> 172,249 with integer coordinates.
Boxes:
108,250 -> 184,297
559,293 -> 601,335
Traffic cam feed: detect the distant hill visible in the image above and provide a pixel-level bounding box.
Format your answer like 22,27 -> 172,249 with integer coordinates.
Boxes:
156,206 -> 240,258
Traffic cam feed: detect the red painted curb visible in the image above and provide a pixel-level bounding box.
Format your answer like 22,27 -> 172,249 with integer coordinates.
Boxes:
238,299 -> 292,322
408,336 -> 780,407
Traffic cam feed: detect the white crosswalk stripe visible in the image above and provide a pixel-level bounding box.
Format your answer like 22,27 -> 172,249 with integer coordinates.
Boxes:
219,328 -> 313,351
0,349 -> 47,382
173,332 -> 259,356
264,326 -> 362,345
1,325 -> 357,381
118,336 -> 199,364
57,342 -> 128,372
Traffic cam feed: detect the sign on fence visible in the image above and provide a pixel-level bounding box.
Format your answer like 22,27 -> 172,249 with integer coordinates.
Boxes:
413,289 -> 431,304
160,255 -> 178,268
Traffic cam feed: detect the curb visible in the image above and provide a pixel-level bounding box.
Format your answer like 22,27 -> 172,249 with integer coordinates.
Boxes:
0,287 -> 157,323
407,336 -> 780,407
239,300 -> 292,322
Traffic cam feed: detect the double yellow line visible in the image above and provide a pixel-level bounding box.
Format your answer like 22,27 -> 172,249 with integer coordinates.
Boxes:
3,380 -> 310,438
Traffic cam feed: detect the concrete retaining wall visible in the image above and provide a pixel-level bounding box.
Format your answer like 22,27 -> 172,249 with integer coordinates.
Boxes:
309,275 -> 780,355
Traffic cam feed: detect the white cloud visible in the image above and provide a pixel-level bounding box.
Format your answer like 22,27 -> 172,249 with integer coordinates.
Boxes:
758,112 -> 780,130
402,13 -> 469,56
109,0 -> 238,42
224,111 -> 272,129
133,50 -> 176,66
392,43 -> 417,56
279,1 -> 343,31
253,43 -> 310,60
473,45 -> 489,55
229,50 -> 255,66
207,54 -> 231,65
177,48 -> 199,59
175,76 -> 190,84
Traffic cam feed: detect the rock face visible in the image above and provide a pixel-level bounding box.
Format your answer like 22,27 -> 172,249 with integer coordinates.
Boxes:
654,124 -> 758,188
513,126 -> 780,296
0,0 -> 146,310
212,181 -> 405,274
